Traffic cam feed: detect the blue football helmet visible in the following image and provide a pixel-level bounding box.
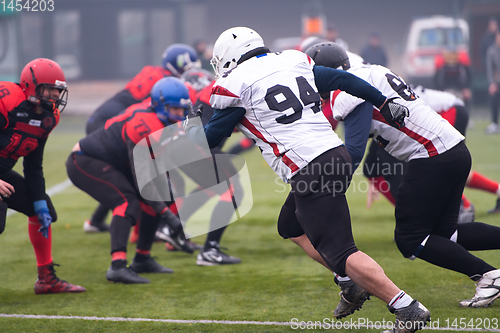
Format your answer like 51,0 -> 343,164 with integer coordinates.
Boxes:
161,44 -> 201,77
150,77 -> 192,124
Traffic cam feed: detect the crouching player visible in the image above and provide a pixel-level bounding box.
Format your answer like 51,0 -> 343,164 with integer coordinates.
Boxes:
0,58 -> 85,294
66,77 -> 191,284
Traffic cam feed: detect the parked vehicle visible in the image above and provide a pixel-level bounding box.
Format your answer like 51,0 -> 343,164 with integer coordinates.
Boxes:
402,16 -> 469,87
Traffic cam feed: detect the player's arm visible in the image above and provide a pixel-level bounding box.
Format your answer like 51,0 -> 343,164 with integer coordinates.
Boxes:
23,137 -> 47,202
343,102 -> 373,171
313,66 -> 387,108
185,106 -> 246,149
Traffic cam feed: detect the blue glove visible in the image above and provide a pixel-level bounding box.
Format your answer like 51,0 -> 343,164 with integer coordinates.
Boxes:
34,200 -> 52,239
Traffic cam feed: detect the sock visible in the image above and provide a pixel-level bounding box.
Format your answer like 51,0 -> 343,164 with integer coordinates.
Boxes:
134,251 -> 150,263
28,216 -> 52,266
467,171 -> 500,195
389,291 -> 413,309
111,259 -> 127,270
461,194 -> 471,209
111,251 -> 127,262
335,273 -> 351,282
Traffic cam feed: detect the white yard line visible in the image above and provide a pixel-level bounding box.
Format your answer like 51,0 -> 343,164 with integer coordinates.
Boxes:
0,313 -> 499,331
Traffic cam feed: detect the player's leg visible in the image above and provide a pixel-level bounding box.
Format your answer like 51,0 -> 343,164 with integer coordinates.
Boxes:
66,152 -> 149,284
1,170 -> 85,294
293,147 -> 430,330
129,204 -> 173,274
278,191 -> 371,319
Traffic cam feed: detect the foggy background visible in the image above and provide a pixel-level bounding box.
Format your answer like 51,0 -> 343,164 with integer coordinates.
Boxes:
1,0 -> 499,109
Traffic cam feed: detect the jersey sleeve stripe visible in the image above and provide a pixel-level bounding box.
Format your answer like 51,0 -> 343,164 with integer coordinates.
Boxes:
372,109 -> 438,157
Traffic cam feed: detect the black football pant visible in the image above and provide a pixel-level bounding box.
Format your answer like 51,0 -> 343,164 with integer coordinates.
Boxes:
66,152 -> 158,254
0,170 -> 57,233
277,146 -> 357,277
395,141 -> 499,277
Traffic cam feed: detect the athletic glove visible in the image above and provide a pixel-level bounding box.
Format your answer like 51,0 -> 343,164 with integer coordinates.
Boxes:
34,200 -> 52,239
182,104 -> 203,131
379,97 -> 409,129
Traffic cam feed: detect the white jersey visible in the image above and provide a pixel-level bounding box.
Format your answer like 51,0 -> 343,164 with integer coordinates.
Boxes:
330,64 -> 464,162
412,85 -> 464,113
210,50 -> 343,182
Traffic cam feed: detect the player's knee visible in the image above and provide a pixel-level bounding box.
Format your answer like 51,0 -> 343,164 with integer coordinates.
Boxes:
395,233 -> 428,259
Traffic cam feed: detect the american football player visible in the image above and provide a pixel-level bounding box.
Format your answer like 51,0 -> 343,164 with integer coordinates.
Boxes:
306,42 -> 500,310
184,27 -> 430,332
0,58 -> 86,294
67,77 -> 193,284
83,44 -> 200,233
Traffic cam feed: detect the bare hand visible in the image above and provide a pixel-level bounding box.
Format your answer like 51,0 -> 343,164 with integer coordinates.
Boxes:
0,180 -> 14,200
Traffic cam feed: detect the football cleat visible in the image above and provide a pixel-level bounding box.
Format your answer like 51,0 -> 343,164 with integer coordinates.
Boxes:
106,266 -> 150,284
487,198 -> 500,214
383,300 -> 431,333
458,202 -> 475,224
155,225 -> 195,254
130,256 -> 173,274
460,269 -> 500,308
83,219 -> 110,233
34,262 -> 86,294
196,241 -> 241,266
333,279 -> 371,319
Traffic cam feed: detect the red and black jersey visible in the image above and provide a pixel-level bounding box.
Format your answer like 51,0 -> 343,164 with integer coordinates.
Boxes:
0,81 -> 59,201
79,100 -> 164,175
125,66 -> 172,101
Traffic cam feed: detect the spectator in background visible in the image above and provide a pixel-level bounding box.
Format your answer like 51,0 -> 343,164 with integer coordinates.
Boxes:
193,39 -> 213,72
326,24 -> 349,51
486,31 -> 500,134
481,18 -> 499,71
360,32 -> 387,67
434,46 -> 472,106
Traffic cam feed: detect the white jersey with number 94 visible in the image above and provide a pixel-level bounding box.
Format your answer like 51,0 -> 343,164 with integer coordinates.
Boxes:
210,50 -> 342,183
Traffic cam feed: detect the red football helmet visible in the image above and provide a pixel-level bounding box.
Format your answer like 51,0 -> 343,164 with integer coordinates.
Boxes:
20,58 -> 68,112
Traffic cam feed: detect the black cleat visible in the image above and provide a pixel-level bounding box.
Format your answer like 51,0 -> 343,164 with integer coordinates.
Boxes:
488,198 -> 500,214
196,241 -> 241,266
383,300 -> 431,333
333,279 -> 371,319
106,266 -> 150,284
130,256 -> 173,274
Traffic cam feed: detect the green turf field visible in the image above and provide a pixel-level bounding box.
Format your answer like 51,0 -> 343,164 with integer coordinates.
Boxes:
0,116 -> 499,332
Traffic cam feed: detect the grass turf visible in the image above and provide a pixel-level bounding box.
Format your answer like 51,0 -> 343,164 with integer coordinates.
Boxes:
0,116 -> 499,332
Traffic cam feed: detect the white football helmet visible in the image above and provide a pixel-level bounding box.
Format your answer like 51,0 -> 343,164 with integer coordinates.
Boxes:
210,27 -> 265,79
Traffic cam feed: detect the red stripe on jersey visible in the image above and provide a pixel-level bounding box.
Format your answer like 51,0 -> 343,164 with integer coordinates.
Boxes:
306,54 -> 312,64
282,154 -> 300,173
14,122 -> 46,137
240,117 -> 280,156
372,109 -> 438,157
211,85 -> 240,98
329,89 -> 342,110
239,117 -> 299,173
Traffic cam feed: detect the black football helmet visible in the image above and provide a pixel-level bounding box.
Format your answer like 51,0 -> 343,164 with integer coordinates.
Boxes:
304,42 -> 351,70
